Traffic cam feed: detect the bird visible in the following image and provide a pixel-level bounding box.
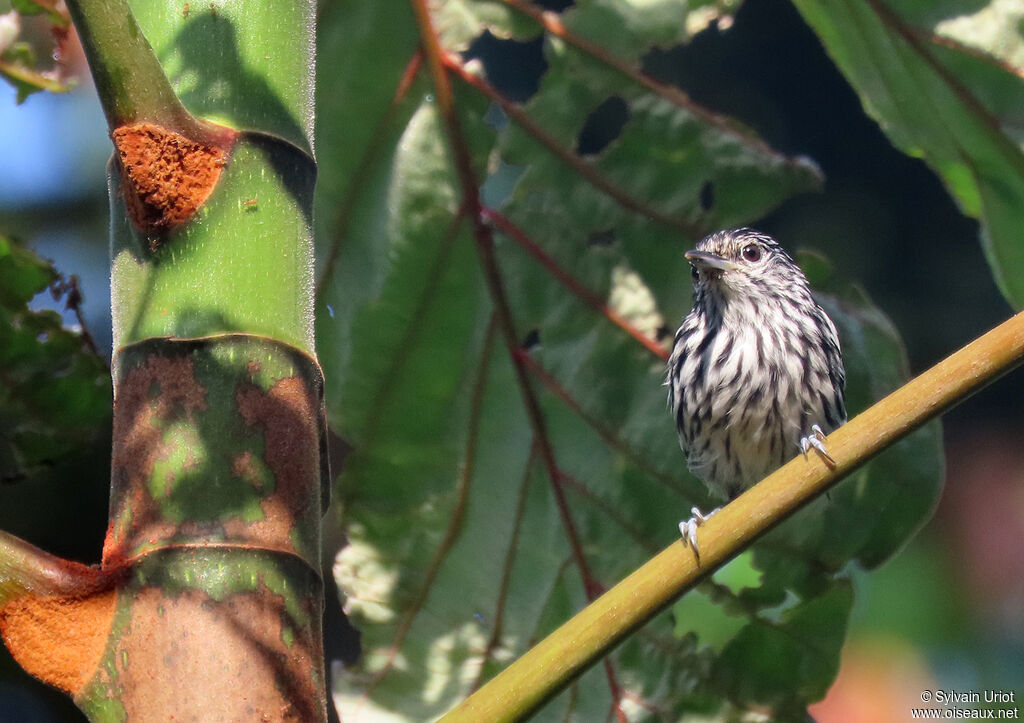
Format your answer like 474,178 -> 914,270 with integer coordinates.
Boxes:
666,228 -> 846,556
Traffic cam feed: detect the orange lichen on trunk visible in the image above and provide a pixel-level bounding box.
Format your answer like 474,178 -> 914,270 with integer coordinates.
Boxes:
112,122 -> 230,237
0,589 -> 118,696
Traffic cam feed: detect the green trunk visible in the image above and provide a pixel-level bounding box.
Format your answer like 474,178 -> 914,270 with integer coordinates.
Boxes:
0,0 -> 327,718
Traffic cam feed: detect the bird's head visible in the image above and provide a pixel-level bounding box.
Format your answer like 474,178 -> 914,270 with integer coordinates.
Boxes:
686,228 -> 807,300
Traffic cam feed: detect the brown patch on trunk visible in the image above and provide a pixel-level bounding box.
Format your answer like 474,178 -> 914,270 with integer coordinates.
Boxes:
112,122 -> 230,239
231,450 -> 265,491
108,585 -> 323,721
0,590 -> 118,696
231,376 -> 320,545
105,354 -> 207,566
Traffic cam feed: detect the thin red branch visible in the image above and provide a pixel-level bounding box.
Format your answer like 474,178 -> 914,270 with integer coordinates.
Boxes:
316,50 -> 424,295
603,659 -> 627,723
411,0 -> 610,609
483,206 -> 669,361
53,273 -> 107,366
443,53 -> 701,236
922,28 -> 1024,84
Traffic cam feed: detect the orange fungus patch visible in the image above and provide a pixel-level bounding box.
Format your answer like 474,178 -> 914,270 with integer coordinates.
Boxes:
0,589 -> 118,696
112,122 -> 228,236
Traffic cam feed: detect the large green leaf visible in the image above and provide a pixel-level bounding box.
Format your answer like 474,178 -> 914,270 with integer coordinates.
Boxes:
792,0 -> 1024,309
315,1 -> 943,718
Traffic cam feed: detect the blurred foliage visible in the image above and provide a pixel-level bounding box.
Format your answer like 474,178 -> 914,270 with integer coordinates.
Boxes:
316,0 -> 943,719
0,235 -> 108,487
0,2 -> 72,103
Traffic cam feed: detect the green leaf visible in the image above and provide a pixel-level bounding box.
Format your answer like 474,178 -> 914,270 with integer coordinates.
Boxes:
712,579 -> 853,709
0,236 -> 56,306
0,7 -> 71,101
316,2 -> 943,718
791,0 -> 1024,309
0,237 -> 110,484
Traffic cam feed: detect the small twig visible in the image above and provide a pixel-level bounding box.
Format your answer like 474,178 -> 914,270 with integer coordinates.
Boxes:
52,274 -> 106,365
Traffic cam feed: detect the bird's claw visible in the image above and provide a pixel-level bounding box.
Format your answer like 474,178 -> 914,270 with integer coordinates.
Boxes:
800,424 -> 836,466
679,506 -> 719,559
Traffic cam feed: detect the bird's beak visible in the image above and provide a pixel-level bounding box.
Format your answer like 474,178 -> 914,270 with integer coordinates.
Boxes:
685,250 -> 738,272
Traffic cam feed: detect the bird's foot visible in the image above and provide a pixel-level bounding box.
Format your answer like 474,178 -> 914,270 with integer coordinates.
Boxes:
800,424 -> 836,466
679,506 -> 719,560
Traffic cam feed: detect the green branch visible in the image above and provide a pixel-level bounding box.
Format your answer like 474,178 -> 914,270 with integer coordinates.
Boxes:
0,531 -> 111,603
441,309 -> 1024,722
65,0 -> 211,139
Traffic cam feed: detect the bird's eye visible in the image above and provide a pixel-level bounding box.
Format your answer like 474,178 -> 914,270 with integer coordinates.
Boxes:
741,244 -> 762,263
690,264 -> 699,282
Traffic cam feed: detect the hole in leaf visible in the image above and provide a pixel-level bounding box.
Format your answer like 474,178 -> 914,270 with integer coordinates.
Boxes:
587,229 -> 616,247
699,181 -> 715,211
522,329 -> 541,351
463,32 -> 547,103
576,96 -> 630,156
536,0 -> 574,11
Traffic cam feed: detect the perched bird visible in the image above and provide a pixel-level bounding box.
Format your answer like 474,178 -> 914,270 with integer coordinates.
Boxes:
667,228 -> 846,554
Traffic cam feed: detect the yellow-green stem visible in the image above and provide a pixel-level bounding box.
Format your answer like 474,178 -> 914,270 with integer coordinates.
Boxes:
441,309 -> 1024,722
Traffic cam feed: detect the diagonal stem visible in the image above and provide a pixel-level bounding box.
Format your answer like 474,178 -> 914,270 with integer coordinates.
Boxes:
0,531 -> 113,603
65,0 -> 222,142
440,307 -> 1024,721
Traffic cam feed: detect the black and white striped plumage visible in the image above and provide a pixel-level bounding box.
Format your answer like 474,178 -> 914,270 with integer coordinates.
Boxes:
667,228 -> 846,505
